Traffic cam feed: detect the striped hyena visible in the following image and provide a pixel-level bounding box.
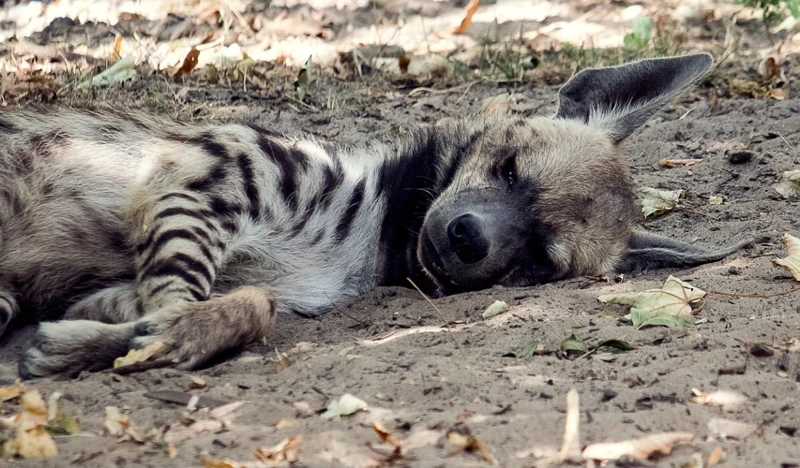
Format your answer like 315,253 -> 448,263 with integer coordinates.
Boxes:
0,53 -> 748,378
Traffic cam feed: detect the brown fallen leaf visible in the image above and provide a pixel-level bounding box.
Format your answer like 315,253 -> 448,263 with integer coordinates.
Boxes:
769,88 -> 790,100
707,445 -> 725,465
254,435 -> 302,463
0,386 -> 20,403
189,376 -> 207,389
113,341 -> 164,368
4,390 -> 59,458
758,56 -> 781,82
689,388 -> 746,411
582,432 -> 695,461
772,233 -> 800,281
454,0 -> 480,34
658,158 -> 703,168
170,47 -> 201,79
104,406 -> 144,443
398,54 -> 410,74
274,349 -> 292,372
446,424 -> 497,465
110,35 -> 123,61
373,422 -> 402,448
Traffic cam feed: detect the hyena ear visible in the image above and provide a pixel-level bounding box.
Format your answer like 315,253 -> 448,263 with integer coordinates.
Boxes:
555,54 -> 713,143
615,231 -> 752,274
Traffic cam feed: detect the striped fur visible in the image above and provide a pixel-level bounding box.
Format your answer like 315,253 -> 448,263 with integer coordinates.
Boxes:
0,54 -> 745,377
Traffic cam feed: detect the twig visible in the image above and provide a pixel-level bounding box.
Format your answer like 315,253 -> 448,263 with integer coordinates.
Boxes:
111,358 -> 175,375
324,292 -> 366,325
709,286 -> 800,299
777,131 -> 800,164
406,278 -> 466,360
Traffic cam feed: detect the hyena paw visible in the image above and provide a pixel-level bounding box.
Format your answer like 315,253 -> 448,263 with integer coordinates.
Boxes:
130,287 -> 277,370
18,321 -> 135,379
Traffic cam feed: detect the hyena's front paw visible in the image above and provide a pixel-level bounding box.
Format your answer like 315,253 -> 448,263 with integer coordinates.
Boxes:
18,321 -> 135,379
130,286 -> 277,370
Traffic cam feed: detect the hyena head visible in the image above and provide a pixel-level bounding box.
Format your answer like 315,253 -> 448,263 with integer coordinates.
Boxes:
418,54 -> 718,293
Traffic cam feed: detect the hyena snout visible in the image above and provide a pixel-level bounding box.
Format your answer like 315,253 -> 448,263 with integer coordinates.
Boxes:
420,192 -> 528,292
447,213 -> 490,264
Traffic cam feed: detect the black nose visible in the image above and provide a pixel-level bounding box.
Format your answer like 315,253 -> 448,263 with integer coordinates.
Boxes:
447,214 -> 490,264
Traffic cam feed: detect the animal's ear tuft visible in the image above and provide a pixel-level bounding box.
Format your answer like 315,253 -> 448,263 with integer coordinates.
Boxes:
555,54 -> 713,143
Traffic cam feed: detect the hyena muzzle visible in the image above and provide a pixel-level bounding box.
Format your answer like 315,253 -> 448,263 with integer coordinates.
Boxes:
0,53 -> 750,378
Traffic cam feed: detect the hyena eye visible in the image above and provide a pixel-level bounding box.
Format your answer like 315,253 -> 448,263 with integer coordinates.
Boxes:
499,155 -> 517,191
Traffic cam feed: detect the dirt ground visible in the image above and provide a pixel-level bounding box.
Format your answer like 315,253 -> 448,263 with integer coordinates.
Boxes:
0,0 -> 799,467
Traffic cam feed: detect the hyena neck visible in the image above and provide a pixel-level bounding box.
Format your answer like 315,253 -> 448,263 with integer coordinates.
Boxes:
375,124 -> 477,296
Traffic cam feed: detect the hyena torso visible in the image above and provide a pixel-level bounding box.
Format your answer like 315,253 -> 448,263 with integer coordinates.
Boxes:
0,109 -> 448,325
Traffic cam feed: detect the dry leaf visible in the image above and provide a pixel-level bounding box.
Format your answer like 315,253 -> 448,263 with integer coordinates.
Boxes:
292,401 -> 314,416
658,158 -> 702,168
769,88 -> 789,100
598,275 -> 706,318
398,54 -> 410,74
482,300 -> 509,319
104,406 -> 144,442
202,458 -> 242,468
707,418 -> 756,440
170,47 -> 200,78
758,56 -> 781,82
7,390 -> 59,459
638,187 -> 684,218
446,425 -> 497,465
772,233 -> 800,281
708,195 -> 723,205
454,0 -> 480,34
707,445 -> 725,465
254,435 -> 302,463
189,376 -> 207,389
113,341 -> 164,368
276,419 -> 297,429
373,422 -> 402,448
0,386 -> 20,403
582,432 -> 694,461
274,349 -> 292,372
45,392 -> 80,435
321,394 -> 368,419
110,35 -> 123,61
689,388 -> 747,411
774,170 -> 800,198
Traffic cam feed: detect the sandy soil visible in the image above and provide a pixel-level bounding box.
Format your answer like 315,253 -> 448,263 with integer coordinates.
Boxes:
0,1 -> 799,467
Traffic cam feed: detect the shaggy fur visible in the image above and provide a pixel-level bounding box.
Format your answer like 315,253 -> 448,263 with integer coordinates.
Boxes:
0,53 -> 747,378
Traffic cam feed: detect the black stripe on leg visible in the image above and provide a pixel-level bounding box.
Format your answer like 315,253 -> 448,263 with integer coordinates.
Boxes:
139,228 -> 215,268
187,163 -> 227,192
236,152 -> 261,219
156,192 -> 203,204
143,258 -> 209,294
153,207 -> 216,222
334,177 -> 366,244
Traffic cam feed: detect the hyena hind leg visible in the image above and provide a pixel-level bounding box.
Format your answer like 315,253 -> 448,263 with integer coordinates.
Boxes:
64,283 -> 143,324
19,321 -> 136,379
18,286 -> 277,378
131,286 -> 277,370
